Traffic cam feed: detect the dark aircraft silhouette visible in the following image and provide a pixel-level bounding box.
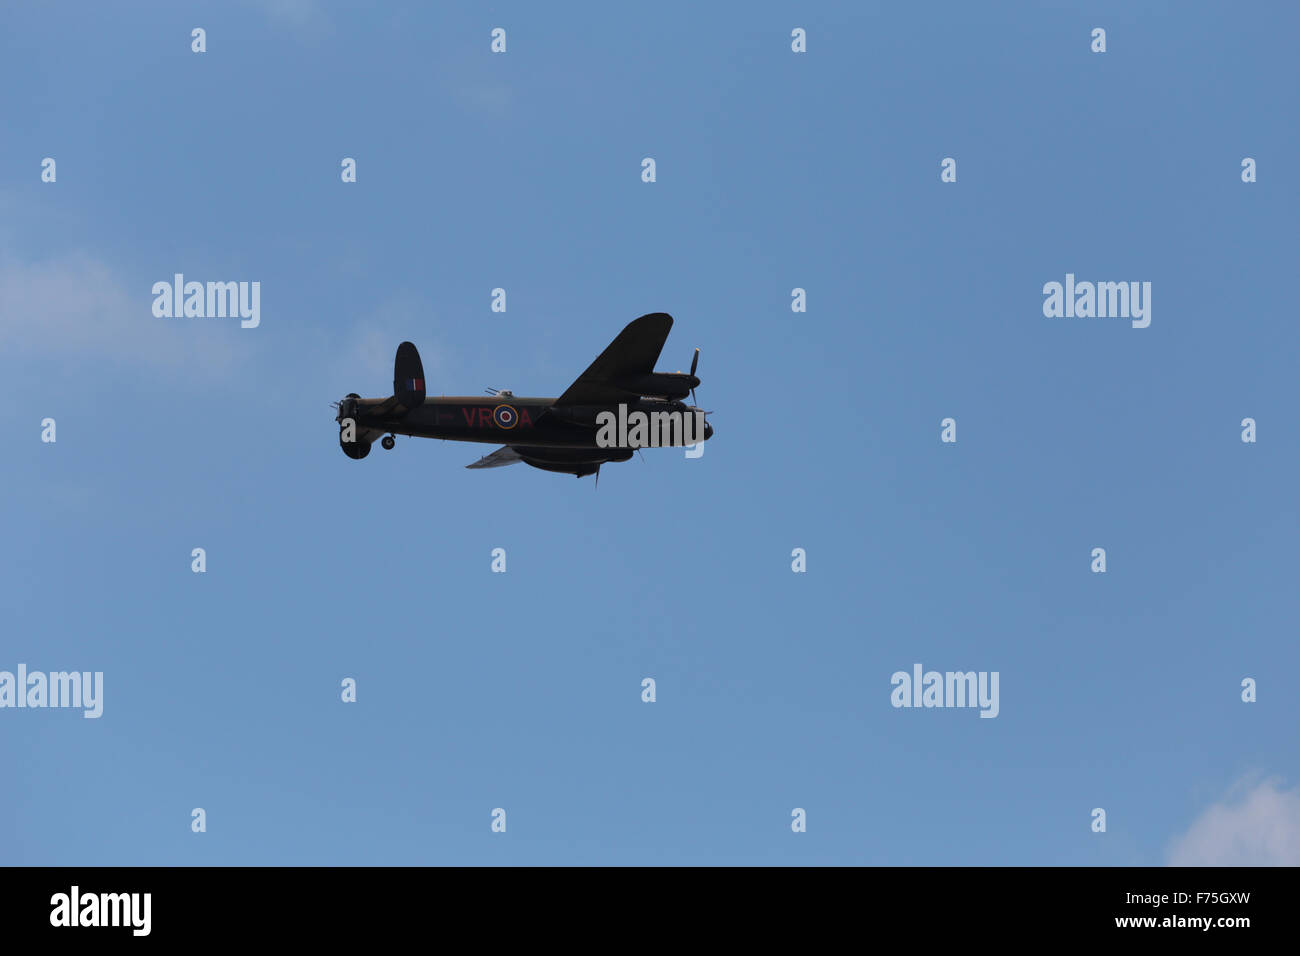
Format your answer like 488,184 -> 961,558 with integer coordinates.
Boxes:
334,312 -> 713,478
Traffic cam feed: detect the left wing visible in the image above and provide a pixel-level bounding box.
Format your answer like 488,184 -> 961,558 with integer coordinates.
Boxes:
466,445 -> 524,469
554,313 -> 673,406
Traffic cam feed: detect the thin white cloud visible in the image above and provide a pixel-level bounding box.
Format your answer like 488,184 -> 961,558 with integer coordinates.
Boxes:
1168,778 -> 1300,866
321,293 -> 452,396
0,250 -> 245,374
0,239 -> 451,397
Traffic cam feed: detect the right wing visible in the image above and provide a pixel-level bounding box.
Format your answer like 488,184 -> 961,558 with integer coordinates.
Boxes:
554,313 -> 674,406
466,445 -> 524,469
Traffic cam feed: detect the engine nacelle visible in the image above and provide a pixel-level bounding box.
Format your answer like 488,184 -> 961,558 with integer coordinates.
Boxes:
616,372 -> 698,400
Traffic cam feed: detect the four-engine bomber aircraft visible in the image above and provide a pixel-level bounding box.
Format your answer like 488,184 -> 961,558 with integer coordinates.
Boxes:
334,312 -> 713,478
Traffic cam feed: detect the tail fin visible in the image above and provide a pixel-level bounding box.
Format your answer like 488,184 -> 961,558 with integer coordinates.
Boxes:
394,341 -> 426,410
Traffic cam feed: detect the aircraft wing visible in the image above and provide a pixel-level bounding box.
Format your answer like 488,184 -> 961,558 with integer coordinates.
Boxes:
554,312 -> 674,406
466,445 -> 525,469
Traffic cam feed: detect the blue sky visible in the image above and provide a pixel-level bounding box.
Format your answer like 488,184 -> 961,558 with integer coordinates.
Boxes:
2,1 -> 1298,865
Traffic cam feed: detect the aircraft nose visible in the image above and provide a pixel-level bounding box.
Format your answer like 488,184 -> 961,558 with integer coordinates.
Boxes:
704,420 -> 713,440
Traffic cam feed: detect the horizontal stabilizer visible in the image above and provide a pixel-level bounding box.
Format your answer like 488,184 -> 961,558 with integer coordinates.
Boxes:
466,445 -> 524,469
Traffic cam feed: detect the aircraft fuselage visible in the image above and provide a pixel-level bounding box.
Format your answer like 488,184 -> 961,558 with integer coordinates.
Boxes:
353,395 -> 710,448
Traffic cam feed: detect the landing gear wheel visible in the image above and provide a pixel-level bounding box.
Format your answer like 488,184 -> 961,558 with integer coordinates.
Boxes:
381,435 -> 396,450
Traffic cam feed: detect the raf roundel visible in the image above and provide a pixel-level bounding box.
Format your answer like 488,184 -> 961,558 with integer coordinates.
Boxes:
493,404 -> 519,429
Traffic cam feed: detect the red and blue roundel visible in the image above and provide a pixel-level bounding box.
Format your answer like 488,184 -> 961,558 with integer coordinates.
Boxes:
493,404 -> 519,429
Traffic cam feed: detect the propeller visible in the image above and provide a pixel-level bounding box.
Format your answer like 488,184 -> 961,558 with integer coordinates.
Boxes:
689,347 -> 700,406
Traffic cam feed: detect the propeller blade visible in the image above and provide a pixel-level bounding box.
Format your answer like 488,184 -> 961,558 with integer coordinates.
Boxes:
690,347 -> 701,405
